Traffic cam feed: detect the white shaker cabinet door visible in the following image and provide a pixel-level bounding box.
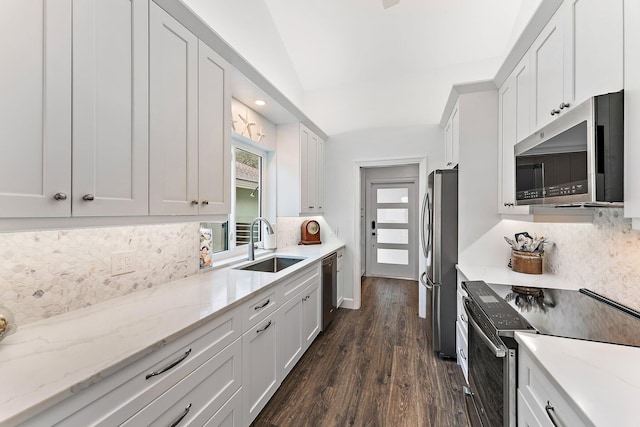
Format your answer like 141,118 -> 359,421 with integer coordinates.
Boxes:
300,124 -> 318,214
149,2 -> 199,215
72,0 -> 149,216
198,40 -> 232,215
570,0 -> 623,106
301,279 -> 321,349
0,0 -> 72,217
530,11 -> 569,131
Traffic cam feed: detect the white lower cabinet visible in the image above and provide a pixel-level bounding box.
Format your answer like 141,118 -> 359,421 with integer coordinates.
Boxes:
242,313 -> 279,426
19,262 -> 326,427
203,389 -> 243,427
518,344 -> 587,427
456,272 -> 469,383
121,339 -> 242,426
20,307 -> 242,426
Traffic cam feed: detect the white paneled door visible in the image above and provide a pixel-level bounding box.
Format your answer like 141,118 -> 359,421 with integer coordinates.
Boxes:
366,181 -> 418,279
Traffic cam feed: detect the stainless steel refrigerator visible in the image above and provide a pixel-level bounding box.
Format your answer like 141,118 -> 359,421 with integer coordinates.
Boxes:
420,169 -> 458,358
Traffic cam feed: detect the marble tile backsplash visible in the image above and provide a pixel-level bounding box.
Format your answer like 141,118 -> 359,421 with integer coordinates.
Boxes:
538,209 -> 640,311
0,223 -> 200,326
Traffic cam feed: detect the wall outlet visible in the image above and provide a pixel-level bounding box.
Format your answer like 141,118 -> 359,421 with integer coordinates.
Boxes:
112,251 -> 136,276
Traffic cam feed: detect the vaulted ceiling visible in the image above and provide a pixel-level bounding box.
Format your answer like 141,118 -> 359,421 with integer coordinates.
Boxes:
263,0 -> 537,92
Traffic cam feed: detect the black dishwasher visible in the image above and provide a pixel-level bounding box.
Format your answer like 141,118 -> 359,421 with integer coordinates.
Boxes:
321,253 -> 338,330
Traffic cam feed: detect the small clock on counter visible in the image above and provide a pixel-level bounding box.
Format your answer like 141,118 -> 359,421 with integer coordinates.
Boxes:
299,219 -> 321,245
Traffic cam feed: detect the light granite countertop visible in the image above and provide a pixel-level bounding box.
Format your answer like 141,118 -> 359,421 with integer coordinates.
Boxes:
515,333 -> 640,427
0,240 -> 344,426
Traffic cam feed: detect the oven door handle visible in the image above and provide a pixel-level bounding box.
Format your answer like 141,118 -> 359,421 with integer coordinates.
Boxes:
463,298 -> 506,358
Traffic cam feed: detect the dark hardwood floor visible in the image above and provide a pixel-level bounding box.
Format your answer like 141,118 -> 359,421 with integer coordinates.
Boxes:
252,276 -> 470,427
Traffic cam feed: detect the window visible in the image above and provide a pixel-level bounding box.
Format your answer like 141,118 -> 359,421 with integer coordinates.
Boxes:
200,138 -> 268,268
233,148 -> 262,246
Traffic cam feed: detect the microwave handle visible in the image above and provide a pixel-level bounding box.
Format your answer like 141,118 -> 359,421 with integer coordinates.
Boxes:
463,298 -> 506,358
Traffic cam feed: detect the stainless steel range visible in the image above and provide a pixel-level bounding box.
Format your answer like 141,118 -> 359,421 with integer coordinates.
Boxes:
462,280 -> 640,427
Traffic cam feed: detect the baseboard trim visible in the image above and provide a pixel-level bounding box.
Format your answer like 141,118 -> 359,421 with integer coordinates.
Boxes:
340,298 -> 355,309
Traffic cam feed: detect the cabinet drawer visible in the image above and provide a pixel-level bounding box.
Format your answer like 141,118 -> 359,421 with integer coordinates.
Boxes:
281,262 -> 320,302
243,284 -> 280,332
518,390 -> 544,427
456,321 -> 468,384
121,338 -> 242,426
202,388 -> 243,427
24,307 -> 241,426
519,349 -> 590,427
456,289 -> 468,335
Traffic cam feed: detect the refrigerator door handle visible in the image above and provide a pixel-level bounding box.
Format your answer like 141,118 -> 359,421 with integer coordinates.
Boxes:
420,193 -> 430,258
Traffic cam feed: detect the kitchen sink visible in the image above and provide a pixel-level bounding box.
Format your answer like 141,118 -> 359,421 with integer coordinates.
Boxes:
234,256 -> 306,273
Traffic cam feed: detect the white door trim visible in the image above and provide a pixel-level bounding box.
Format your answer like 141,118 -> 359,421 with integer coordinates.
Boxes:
347,156 -> 428,312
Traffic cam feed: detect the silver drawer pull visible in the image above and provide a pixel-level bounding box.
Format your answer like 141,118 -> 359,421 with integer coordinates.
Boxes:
145,348 -> 192,380
254,299 -> 270,310
256,320 -> 272,333
82,194 -> 95,201
459,313 -> 467,323
545,401 -> 565,427
53,192 -> 67,201
169,403 -> 192,427
459,348 -> 466,361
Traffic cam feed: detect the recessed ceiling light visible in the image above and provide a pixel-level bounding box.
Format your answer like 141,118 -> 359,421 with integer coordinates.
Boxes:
254,99 -> 266,106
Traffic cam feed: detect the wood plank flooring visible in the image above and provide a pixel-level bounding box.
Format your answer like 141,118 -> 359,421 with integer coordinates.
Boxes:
252,276 -> 470,427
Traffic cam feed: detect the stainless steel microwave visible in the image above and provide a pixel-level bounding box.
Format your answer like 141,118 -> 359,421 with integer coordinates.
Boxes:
514,91 -> 623,207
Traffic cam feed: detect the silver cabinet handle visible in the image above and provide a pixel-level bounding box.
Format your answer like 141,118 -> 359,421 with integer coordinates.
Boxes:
169,403 -> 192,427
82,194 -> 94,201
459,313 -> 467,323
254,299 -> 270,310
446,162 -> 453,166
503,202 -> 514,207
545,401 -> 566,427
309,206 -> 314,209
559,102 -> 570,110
191,200 -> 199,205
145,348 -> 192,380
459,348 -> 466,361
53,192 -> 67,201
201,200 -> 209,205
550,109 -> 561,116
256,320 -> 272,333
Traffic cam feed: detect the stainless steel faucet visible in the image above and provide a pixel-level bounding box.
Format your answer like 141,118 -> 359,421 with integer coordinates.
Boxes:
248,217 -> 274,261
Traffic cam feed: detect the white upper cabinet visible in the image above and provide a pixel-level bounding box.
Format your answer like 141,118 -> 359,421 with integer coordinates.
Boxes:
277,123 -> 324,216
0,0 -> 150,219
198,41 -> 232,215
530,0 -> 623,132
530,10 -> 570,131
149,3 -> 231,216
72,0 -> 149,216
0,0 -> 72,218
498,58 -> 531,215
570,0 -> 623,106
624,0 -> 640,226
444,102 -> 459,168
149,2 -> 199,215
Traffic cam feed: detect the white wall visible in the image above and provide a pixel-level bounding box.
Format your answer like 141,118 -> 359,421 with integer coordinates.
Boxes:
323,125 -> 444,306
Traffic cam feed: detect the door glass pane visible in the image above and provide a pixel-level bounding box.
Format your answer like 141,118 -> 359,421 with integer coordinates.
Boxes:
377,208 -> 408,224
377,188 -> 408,204
377,248 -> 409,265
235,149 -> 261,246
377,229 -> 409,244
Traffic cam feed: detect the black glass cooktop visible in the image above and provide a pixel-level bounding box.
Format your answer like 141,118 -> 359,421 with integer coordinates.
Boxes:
464,281 -> 640,348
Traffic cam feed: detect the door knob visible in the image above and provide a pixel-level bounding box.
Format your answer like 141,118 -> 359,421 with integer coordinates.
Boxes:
82,194 -> 95,201
559,102 -> 570,110
53,192 -> 67,201
191,200 -> 199,205
201,200 -> 209,205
